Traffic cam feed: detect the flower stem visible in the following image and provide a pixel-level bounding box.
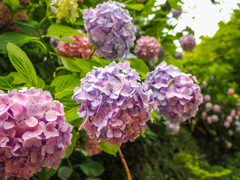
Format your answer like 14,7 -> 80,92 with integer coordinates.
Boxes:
89,47 -> 96,60
118,148 -> 132,180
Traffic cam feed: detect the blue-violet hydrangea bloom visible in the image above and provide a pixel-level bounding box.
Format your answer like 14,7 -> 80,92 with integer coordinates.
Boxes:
72,61 -> 155,147
144,61 -> 203,124
0,89 -> 72,180
83,0 -> 136,60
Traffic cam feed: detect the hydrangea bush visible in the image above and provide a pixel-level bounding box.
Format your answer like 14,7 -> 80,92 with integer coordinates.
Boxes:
180,35 -> 196,51
0,89 -> 72,179
73,61 -> 155,146
83,0 -> 136,60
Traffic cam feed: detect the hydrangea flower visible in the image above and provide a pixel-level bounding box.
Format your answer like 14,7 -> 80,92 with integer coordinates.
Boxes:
213,104 -> 221,113
0,89 -> 72,179
171,5 -> 182,18
180,35 -> 196,51
83,0 -> 136,60
166,122 -> 180,134
85,138 -> 102,156
175,53 -> 183,59
50,0 -> 79,23
72,61 -> 155,146
134,36 -> 160,61
56,30 -> 94,59
144,61 -> 202,124
227,88 -> 235,96
203,95 -> 211,102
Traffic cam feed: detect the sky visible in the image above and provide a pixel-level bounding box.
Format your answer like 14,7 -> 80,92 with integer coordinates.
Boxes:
155,0 -> 239,50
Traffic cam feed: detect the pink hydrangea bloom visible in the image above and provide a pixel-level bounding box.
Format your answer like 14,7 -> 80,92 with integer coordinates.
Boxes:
227,88 -> 235,96
179,35 -> 196,51
57,30 -> 94,59
211,114 -> 218,122
0,89 -> 72,180
203,95 -> 211,102
134,36 -> 160,61
201,111 -> 207,120
85,138 -> 102,156
213,104 -> 221,113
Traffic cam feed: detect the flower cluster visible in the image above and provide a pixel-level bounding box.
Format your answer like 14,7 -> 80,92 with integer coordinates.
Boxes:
134,36 -> 161,62
0,89 -> 73,179
175,53 -> 183,59
180,35 -> 196,51
85,138 -> 102,156
50,0 -> 79,23
0,2 -> 28,33
83,0 -> 136,60
73,61 -> 155,147
145,61 -> 202,124
56,30 -> 94,59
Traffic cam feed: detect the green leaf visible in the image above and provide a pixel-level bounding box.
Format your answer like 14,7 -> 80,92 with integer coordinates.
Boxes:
46,24 -> 86,37
167,0 -> 182,10
35,167 -> 59,180
86,178 -> 102,180
60,56 -> 109,76
51,74 -> 80,99
65,105 -> 82,124
43,85 -> 55,99
58,166 -> 73,180
51,36 -> 75,43
78,161 -> 105,177
164,56 -> 183,71
7,42 -> 38,87
14,20 -> 39,37
3,0 -> 19,13
98,141 -> 119,156
0,32 -> 29,54
126,58 -> 149,79
126,4 -> 144,11
64,128 -> 77,158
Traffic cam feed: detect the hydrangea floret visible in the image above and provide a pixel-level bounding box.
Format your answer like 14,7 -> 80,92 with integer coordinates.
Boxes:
0,89 -> 73,179
83,0 -> 136,60
56,30 -> 94,59
179,35 -> 196,51
72,61 -> 155,147
50,0 -> 79,23
134,36 -> 161,62
144,61 -> 203,124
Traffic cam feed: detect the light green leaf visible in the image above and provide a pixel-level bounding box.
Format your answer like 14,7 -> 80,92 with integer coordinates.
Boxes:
164,56 -> 183,71
3,0 -> 19,13
64,128 -> 77,159
0,32 -> 29,54
167,0 -> 182,10
78,161 -> 105,177
51,36 -> 75,43
126,58 -> 149,79
126,4 -> 144,11
65,105 -> 82,124
7,42 -> 38,87
46,24 -> 86,37
98,141 -> 119,156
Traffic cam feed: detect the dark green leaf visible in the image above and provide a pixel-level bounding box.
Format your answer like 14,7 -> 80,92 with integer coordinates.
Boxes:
58,166 -> 73,180
98,141 -> 119,156
7,42 -> 38,87
35,167 -> 58,180
65,128 -> 77,158
78,161 -> 105,177
0,32 -> 29,54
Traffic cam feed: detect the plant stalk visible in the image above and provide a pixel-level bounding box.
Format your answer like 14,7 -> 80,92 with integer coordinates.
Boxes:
118,148 -> 132,180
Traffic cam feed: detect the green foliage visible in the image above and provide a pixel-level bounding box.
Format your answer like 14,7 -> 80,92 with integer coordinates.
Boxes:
98,142 -> 119,157
126,58 -> 149,79
65,129 -> 77,159
46,24 -> 86,37
78,161 -> 105,177
3,0 -> 19,13
7,42 -> 38,87
36,167 -> 59,180
167,0 -> 182,10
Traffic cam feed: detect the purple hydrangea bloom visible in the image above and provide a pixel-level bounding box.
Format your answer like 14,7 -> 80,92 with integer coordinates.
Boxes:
83,0 -> 136,60
0,89 -> 72,180
166,122 -> 180,134
72,61 -> 155,147
145,61 -> 203,124
134,36 -> 160,61
171,7 -> 182,18
175,52 -> 183,59
180,35 -> 196,51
